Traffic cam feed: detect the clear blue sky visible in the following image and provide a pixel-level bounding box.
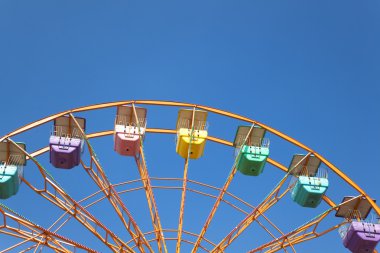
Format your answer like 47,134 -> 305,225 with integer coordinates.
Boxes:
0,1 -> 379,252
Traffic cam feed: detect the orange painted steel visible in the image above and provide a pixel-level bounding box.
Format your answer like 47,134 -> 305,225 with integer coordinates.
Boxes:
209,178 -> 292,252
191,124 -> 256,253
99,176 -> 285,252
0,206 -> 99,253
3,100 -> 375,214
175,156 -> 189,253
135,146 -> 168,253
12,171 -> 336,253
129,229 -> 216,252
248,210 -> 334,252
247,195 -> 363,253
19,129 -> 364,252
131,103 -> 168,253
176,107 -> 197,253
19,129 -> 371,252
205,154 -> 315,251
6,139 -> 133,253
69,114 -> 151,253
1,100 -> 379,252
0,230 -> 68,253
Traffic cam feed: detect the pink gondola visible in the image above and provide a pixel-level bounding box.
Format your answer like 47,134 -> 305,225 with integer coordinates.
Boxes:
114,105 -> 147,156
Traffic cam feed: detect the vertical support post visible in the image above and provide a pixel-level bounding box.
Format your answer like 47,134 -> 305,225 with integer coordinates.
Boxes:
176,107 -> 196,253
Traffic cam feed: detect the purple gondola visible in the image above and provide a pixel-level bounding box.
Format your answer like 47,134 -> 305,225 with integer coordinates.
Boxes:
341,221 -> 380,253
49,116 -> 86,169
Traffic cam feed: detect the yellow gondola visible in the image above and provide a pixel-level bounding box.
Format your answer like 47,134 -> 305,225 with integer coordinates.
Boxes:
176,109 -> 208,159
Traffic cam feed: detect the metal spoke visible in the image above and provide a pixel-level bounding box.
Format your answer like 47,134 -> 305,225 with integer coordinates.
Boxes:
69,113 -> 153,253
191,124 -> 256,253
1,101 -> 379,253
176,107 -> 196,253
131,103 -> 168,253
0,204 -> 98,253
247,210 -> 337,253
6,138 -> 133,253
209,154 -> 313,252
210,175 -> 292,252
134,147 -> 168,253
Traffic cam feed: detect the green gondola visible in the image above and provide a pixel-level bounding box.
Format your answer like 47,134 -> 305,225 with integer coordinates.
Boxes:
236,145 -> 269,176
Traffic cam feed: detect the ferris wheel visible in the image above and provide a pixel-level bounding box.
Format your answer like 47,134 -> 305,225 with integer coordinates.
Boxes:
0,100 -> 379,253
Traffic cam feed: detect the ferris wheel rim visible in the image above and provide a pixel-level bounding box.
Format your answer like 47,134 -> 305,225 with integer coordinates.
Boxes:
1,100 -> 377,216
0,100 -> 379,253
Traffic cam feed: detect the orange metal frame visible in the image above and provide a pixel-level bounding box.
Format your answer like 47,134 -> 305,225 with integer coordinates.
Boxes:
0,204 -> 99,253
0,100 -> 378,253
131,104 -> 168,253
5,138 -> 134,253
176,107 -> 197,253
69,113 -> 152,253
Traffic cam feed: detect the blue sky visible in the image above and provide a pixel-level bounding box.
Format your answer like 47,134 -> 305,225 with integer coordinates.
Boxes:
0,1 -> 379,252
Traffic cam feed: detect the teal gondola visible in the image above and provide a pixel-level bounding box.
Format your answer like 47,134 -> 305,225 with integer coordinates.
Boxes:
288,154 -> 329,208
291,175 -> 329,208
0,142 -> 26,199
0,164 -> 23,199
